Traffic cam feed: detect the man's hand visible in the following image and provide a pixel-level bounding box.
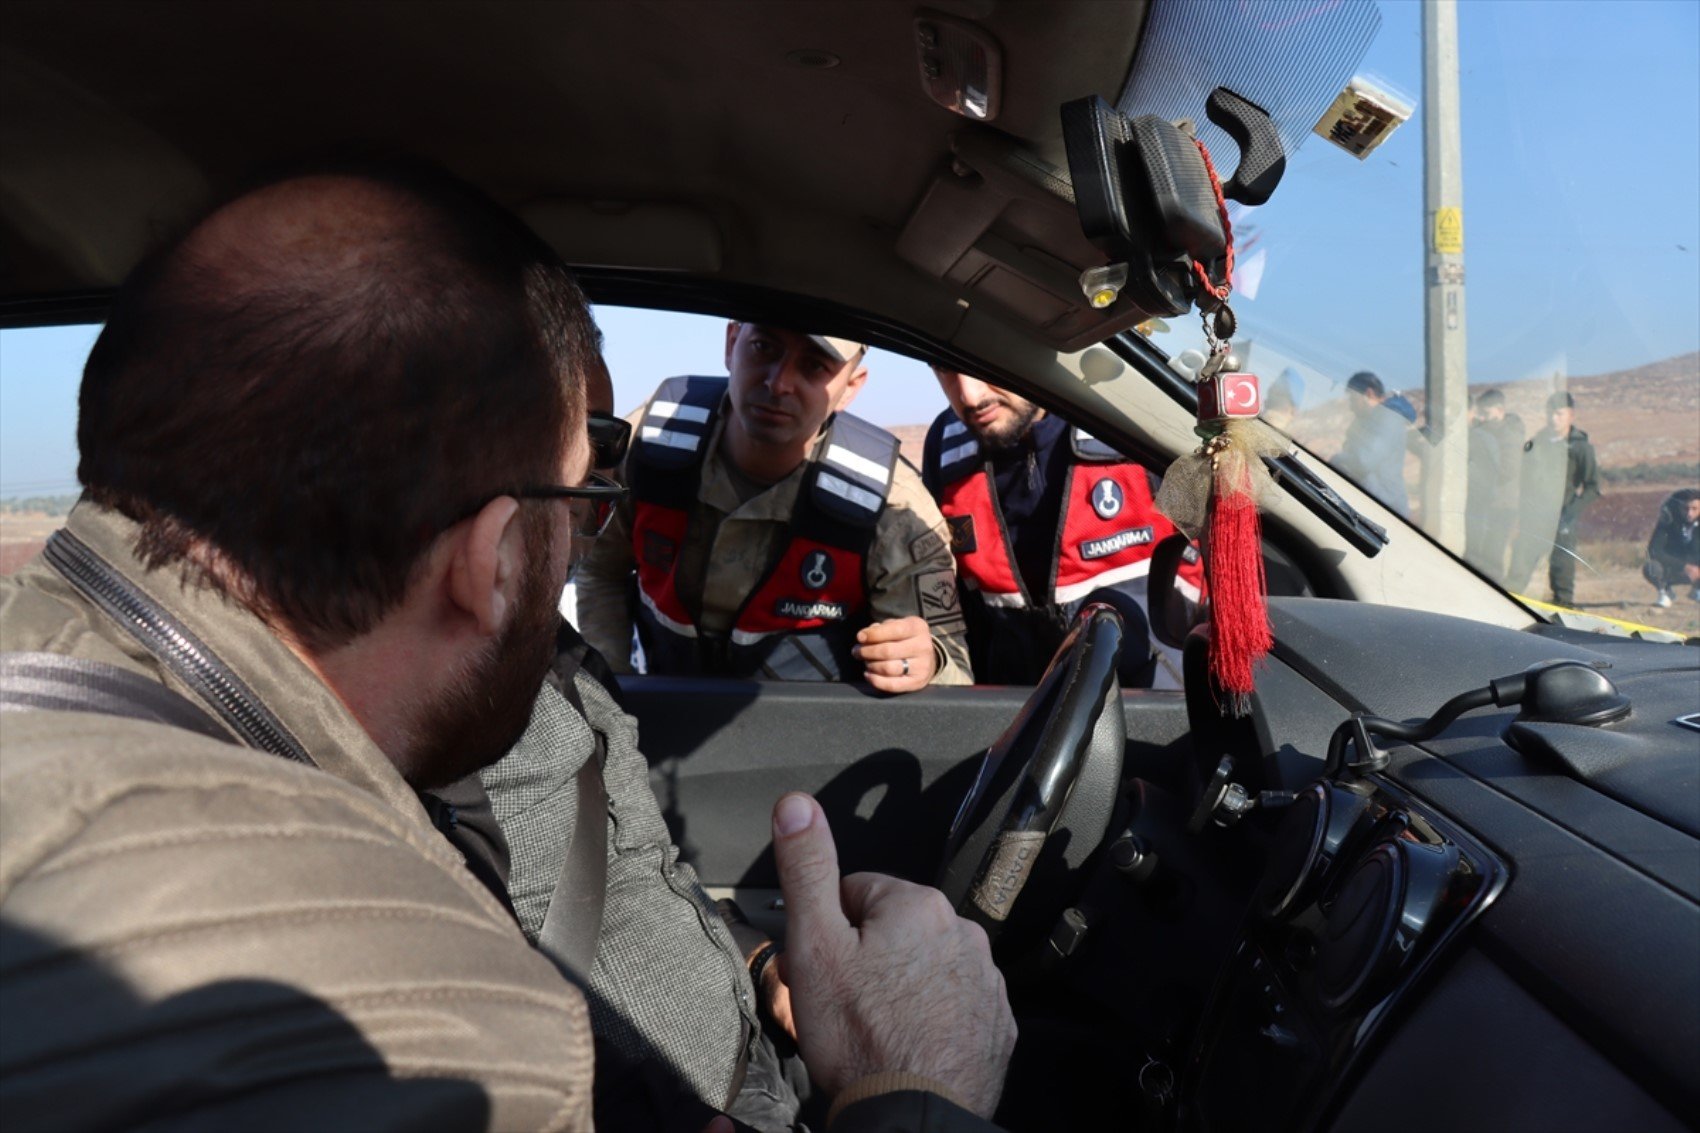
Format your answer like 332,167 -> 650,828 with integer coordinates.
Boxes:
770,793 -> 1015,1117
1684,563 -> 1700,583
852,616 -> 937,693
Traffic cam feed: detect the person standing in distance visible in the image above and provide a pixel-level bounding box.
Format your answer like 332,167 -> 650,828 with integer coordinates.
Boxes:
1509,391 -> 1600,608
1332,371 -> 1413,518
1464,388 -> 1524,582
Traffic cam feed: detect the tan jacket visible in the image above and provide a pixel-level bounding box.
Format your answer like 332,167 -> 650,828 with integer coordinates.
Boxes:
577,398 -> 973,684
0,503 -> 593,1130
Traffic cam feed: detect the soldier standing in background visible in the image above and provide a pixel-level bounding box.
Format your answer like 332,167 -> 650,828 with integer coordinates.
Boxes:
1465,388 -> 1524,582
1510,391 -> 1600,607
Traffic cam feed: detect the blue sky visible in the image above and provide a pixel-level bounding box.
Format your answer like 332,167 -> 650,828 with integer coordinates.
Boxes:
3,0 -> 1697,498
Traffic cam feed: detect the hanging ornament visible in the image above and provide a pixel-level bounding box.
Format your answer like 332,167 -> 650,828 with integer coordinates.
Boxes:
1152,138 -> 1285,716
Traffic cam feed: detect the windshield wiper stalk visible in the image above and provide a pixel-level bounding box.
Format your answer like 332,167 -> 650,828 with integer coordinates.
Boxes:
1108,333 -> 1389,557
1262,454 -> 1389,557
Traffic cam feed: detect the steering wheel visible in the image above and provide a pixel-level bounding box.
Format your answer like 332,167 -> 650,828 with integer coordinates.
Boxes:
936,603 -> 1128,945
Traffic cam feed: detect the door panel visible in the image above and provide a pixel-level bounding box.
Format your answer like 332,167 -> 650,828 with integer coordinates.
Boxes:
620,676 -> 1192,893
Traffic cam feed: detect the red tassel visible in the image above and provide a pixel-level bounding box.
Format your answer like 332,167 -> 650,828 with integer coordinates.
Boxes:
1206,466 -> 1272,715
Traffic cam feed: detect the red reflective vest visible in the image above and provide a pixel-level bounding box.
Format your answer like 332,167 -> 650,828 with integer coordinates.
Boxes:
923,411 -> 1202,684
628,376 -> 898,680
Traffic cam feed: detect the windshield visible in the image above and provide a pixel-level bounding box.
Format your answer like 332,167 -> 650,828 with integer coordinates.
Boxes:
1137,0 -> 1699,639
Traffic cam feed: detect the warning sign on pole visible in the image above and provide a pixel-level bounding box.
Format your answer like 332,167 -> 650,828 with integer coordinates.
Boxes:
1433,207 -> 1464,254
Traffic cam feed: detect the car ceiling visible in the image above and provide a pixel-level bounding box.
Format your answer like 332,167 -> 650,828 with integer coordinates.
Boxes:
0,0 -> 1544,637
1,0 -> 1148,350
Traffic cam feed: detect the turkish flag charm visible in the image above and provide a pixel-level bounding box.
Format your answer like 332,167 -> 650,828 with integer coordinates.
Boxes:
1197,372 -> 1262,421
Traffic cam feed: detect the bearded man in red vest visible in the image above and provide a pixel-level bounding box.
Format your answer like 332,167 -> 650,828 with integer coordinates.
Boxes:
577,325 -> 973,691
922,368 -> 1202,687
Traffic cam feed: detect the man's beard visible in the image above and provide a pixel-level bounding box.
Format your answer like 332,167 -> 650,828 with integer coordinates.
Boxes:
410,507 -> 563,790
970,398 -> 1044,453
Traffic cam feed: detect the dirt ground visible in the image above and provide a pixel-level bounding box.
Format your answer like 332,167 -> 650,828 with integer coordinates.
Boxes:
0,512 -> 61,576
1518,539 -> 1700,638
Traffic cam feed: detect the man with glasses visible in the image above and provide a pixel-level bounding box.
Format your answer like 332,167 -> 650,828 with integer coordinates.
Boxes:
0,164 -> 1015,1132
576,324 -> 973,691
470,345 -> 816,1128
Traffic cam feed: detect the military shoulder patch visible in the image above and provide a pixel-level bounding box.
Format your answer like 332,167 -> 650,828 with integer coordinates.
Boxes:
909,529 -> 946,561
915,568 -> 961,624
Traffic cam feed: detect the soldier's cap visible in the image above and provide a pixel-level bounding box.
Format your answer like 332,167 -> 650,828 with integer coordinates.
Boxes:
806,335 -> 867,365
732,322 -> 865,366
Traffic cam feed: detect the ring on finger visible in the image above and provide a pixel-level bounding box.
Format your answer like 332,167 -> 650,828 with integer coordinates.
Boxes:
901,657 -> 911,677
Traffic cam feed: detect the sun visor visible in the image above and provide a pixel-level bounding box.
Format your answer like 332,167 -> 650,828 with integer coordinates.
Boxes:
518,198 -> 724,275
0,49 -> 207,298
896,127 -> 1152,353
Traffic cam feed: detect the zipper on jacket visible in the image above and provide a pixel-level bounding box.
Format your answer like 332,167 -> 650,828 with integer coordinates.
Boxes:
43,529 -> 314,763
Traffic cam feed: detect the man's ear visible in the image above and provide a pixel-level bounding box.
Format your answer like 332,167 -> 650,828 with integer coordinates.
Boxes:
446,496 -> 524,638
834,361 -> 870,414
724,321 -> 742,372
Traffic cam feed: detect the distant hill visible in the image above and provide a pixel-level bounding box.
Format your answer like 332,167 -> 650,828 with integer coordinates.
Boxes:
1407,351 -> 1699,468
1283,351 -> 1699,473
889,352 -> 1699,475
891,423 -> 930,470
0,492 -> 79,516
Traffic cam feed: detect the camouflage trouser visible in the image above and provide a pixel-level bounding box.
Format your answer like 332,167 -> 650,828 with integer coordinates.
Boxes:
1548,518 -> 1579,607
1509,508 -> 1578,607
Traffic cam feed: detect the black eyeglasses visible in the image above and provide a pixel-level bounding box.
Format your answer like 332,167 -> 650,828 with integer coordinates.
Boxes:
514,471 -> 628,538
588,412 -> 632,470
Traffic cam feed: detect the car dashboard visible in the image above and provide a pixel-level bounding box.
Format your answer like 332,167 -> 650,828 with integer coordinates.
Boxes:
1151,598 -> 1700,1132
622,595 -> 1698,1131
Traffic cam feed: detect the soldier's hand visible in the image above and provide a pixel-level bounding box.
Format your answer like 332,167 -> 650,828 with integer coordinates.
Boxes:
853,616 -> 936,692
771,793 -> 1015,1117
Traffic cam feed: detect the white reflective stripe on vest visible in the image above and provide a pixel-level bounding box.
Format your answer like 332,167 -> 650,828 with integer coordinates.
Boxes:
966,580 -> 1027,609
816,471 -> 882,514
638,586 -> 698,636
824,443 -> 891,487
730,626 -> 779,646
649,400 -> 712,424
941,440 -> 979,467
640,425 -> 703,451
1051,557 -> 1154,605
942,418 -> 968,439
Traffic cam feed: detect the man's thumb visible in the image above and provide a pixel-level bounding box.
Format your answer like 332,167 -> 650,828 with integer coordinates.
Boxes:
772,793 -> 847,940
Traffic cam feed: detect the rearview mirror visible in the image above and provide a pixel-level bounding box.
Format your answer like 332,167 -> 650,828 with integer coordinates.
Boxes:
1061,87 -> 1285,318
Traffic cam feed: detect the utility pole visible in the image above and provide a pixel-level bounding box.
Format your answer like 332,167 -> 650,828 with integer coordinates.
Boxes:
1422,0 -> 1467,551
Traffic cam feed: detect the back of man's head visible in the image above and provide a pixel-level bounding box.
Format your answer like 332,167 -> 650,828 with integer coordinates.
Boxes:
1346,371 -> 1385,400
1476,388 -> 1505,410
78,159 -> 595,652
